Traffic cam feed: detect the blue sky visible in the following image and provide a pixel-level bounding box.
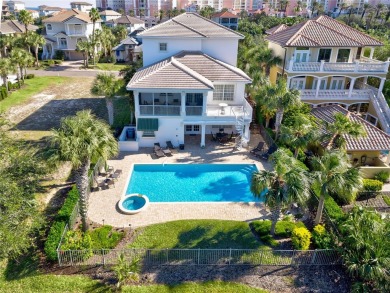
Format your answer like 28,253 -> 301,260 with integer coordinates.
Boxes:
25,1 -> 94,8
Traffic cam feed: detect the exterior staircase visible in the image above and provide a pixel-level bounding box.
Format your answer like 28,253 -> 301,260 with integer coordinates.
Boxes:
234,114 -> 245,150
371,90 -> 390,134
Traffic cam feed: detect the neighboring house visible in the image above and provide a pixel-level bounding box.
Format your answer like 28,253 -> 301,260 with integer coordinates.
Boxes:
41,9 -> 102,60
26,9 -> 39,19
0,19 -> 37,35
311,105 -> 390,178
1,1 -> 10,19
211,11 -> 239,31
6,0 -> 24,14
126,13 -> 252,149
105,15 -> 145,33
99,9 -> 121,22
70,2 -> 93,13
112,36 -> 142,62
266,15 -> 390,134
38,5 -> 64,17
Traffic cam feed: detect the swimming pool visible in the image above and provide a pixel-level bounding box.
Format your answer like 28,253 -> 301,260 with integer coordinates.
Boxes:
126,164 -> 262,202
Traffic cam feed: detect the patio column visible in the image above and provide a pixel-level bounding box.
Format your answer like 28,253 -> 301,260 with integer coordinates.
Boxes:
378,78 -> 386,96
369,47 -> 375,59
286,76 -> 292,89
134,91 -> 140,116
202,92 -> 207,116
181,92 -> 186,117
200,124 -> 206,148
244,123 -> 250,141
315,77 -> 322,99
348,78 -> 356,99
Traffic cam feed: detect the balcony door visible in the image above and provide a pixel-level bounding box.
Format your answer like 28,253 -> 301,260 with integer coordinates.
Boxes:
336,49 -> 350,62
185,125 -> 200,135
330,77 -> 345,90
290,77 -> 306,90
312,79 -> 326,90
294,47 -> 310,63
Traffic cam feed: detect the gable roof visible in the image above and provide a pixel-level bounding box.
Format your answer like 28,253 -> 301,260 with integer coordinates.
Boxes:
212,11 -> 238,18
127,51 -> 251,90
70,1 -> 92,5
139,12 -> 243,39
39,5 -> 64,11
42,9 -> 99,23
265,24 -> 288,35
107,15 -> 144,25
311,105 -> 390,151
99,9 -> 121,16
266,15 -> 382,47
0,20 -> 38,34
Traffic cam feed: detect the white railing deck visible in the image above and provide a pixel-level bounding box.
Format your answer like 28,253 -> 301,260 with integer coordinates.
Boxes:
300,89 -> 372,100
206,101 -> 252,119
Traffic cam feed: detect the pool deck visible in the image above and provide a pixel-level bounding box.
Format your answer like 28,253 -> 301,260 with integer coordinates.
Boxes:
88,133 -> 272,227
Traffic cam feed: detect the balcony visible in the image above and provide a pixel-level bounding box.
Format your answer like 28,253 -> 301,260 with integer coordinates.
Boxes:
205,99 -> 253,120
139,105 -> 180,116
300,89 -> 372,101
186,106 -> 203,116
287,58 -> 389,74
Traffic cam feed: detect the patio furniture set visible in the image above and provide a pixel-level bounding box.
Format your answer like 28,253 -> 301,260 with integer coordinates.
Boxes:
91,166 -> 123,191
211,129 -> 239,145
250,141 -> 278,160
153,141 -> 177,158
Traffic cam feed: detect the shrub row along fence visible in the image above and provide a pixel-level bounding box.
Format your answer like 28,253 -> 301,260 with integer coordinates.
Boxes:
57,248 -> 341,267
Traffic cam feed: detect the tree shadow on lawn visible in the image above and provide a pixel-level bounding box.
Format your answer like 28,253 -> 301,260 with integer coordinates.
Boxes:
12,98 -> 107,131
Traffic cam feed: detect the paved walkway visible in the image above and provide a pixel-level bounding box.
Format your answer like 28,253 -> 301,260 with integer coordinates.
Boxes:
88,133 -> 272,227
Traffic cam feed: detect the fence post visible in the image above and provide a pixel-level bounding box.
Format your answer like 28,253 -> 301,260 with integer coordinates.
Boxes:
228,248 -> 232,265
102,249 -> 105,267
166,249 -> 169,264
197,248 -> 200,265
70,250 -> 74,266
311,250 -> 317,265
291,250 -> 296,266
57,250 -> 61,267
259,250 -> 263,265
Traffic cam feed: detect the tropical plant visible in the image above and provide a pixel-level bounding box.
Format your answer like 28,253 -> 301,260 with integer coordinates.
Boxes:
0,58 -> 16,92
26,32 -> 46,67
0,34 -> 14,57
91,73 -> 123,125
361,3 -> 370,19
324,112 -> 366,150
159,9 -> 164,21
251,149 -> 311,236
50,110 -> 118,231
18,10 -> 33,36
279,115 -> 318,158
89,8 -> 101,65
338,3 -> 347,17
341,207 -> 390,292
291,227 -> 311,250
311,151 -> 362,225
199,5 -> 215,19
114,254 -> 141,288
128,9 -> 135,17
76,40 -> 93,68
9,48 -> 34,86
257,48 -> 282,76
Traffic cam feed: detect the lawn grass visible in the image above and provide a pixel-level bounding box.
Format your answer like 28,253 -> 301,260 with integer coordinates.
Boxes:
95,63 -> 128,71
128,220 -> 264,249
113,97 -> 133,128
0,76 -> 69,112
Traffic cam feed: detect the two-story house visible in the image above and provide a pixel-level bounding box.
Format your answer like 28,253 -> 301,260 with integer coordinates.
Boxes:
70,1 -> 93,13
211,11 -> 239,31
266,15 -> 390,133
41,9 -> 102,60
112,36 -> 142,62
99,9 -> 122,23
38,5 -> 64,17
125,13 -> 252,149
105,15 -> 145,33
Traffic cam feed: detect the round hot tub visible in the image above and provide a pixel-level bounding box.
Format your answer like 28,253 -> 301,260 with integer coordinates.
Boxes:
118,194 -> 149,214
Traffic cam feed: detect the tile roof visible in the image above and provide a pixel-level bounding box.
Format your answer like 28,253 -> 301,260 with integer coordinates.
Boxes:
99,10 -> 121,16
42,9 -> 99,23
311,105 -> 390,151
266,15 -> 382,47
108,15 -> 144,25
212,11 -> 238,18
139,13 -> 243,39
121,36 -> 138,45
70,2 -> 93,5
0,20 -> 38,34
127,51 -> 251,90
265,24 -> 288,35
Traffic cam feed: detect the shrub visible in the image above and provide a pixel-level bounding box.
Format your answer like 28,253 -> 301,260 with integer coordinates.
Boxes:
54,50 -> 65,61
275,221 -> 295,238
56,185 -> 79,223
25,73 -> 35,79
374,171 -> 390,183
54,59 -> 63,65
251,220 -> 271,236
312,224 -> 333,249
88,225 -> 124,249
0,86 -> 7,100
362,179 -> 383,192
61,230 -> 93,260
324,196 -> 344,221
48,59 -> 55,66
44,221 -> 66,261
291,227 -> 311,250
259,235 -> 278,247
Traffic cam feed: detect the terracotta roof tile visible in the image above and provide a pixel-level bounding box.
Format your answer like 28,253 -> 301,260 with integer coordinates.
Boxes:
311,105 -> 390,151
42,9 -> 99,23
110,15 -> 144,25
212,11 -> 238,18
265,24 -> 288,35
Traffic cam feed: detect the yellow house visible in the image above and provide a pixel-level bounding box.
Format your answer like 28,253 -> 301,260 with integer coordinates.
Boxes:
311,105 -> 390,179
265,15 -> 390,134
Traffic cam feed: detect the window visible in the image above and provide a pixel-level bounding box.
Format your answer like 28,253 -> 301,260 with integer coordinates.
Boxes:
142,131 -> 155,137
47,24 -> 52,30
186,125 -> 192,132
159,43 -> 167,51
186,93 -> 203,106
60,38 -> 67,47
317,49 -> 331,62
337,49 -> 350,62
193,125 -> 200,132
213,85 -> 234,101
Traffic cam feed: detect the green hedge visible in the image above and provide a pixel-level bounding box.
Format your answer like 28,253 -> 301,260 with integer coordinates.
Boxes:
88,225 -> 124,249
251,220 -> 271,236
44,186 -> 80,261
374,171 -> 390,183
324,196 -> 344,221
0,86 -> 7,100
362,179 -> 383,192
275,220 -> 305,238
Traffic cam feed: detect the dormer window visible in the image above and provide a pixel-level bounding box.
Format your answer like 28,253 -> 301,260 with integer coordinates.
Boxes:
47,24 -> 52,30
159,43 -> 167,52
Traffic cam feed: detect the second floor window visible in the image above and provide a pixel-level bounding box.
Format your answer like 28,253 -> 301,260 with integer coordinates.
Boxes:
47,24 -> 52,30
337,49 -> 350,62
213,85 -> 234,101
318,48 -> 331,62
159,43 -> 167,52
60,38 -> 67,47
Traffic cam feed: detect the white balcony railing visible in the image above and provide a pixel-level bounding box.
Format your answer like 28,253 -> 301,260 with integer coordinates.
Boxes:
300,89 -> 372,100
139,105 -> 181,116
288,58 -> 390,73
186,106 -> 203,116
206,100 -> 252,120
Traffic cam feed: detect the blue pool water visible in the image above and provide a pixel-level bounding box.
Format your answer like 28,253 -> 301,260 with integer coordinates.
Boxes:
126,164 -> 261,202
122,196 -> 146,210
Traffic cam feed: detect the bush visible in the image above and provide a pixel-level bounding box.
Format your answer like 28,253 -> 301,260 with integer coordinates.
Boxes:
88,225 -> 124,249
56,185 -> 79,223
291,227 -> 311,250
48,59 -> 55,66
44,221 -> 66,261
54,59 -> 63,65
61,230 -> 93,260
259,235 -> 278,246
251,220 -> 271,236
54,50 -> 65,61
362,179 -> 383,192
312,224 -> 333,249
25,73 -> 35,79
324,196 -> 344,221
374,171 -> 390,183
0,86 -> 7,100
275,221 -> 295,238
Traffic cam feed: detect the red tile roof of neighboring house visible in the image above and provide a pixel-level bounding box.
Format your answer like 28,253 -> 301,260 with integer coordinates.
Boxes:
42,9 -> 100,23
311,105 -> 390,151
266,15 -> 382,47
212,11 -> 238,18
265,24 -> 288,35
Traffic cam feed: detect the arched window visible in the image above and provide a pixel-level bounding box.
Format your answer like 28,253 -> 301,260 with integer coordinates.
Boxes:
47,24 -> 52,30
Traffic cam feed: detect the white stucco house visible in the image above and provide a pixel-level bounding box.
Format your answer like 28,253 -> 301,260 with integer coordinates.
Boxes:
125,13 -> 253,149
112,36 -> 142,63
105,15 -> 145,33
41,9 -> 101,60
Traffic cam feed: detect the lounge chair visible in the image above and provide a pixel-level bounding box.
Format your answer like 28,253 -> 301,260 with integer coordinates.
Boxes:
257,144 -> 278,160
250,141 -> 265,154
166,141 -> 175,150
154,149 -> 165,158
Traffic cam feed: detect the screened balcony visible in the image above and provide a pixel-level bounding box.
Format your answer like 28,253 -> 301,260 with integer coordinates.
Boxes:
139,93 -> 181,116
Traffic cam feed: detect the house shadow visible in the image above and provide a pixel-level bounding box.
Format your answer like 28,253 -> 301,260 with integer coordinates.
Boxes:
12,98 -> 107,131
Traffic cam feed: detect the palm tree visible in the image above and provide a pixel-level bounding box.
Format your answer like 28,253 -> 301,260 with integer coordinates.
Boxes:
18,10 -> 33,37
166,9 -> 172,19
159,9 -> 164,21
0,35 -> 14,57
260,79 -> 301,137
311,151 -> 362,225
199,6 -> 215,19
50,110 -> 118,231
0,58 -> 16,92
89,8 -> 101,65
26,32 -> 46,67
91,73 -> 122,125
139,8 -> 145,18
257,48 -> 282,76
172,7 -> 179,17
128,9 -> 135,17
251,149 -> 311,236
311,1 -> 319,17
375,3 -> 384,18
324,112 -> 366,150
294,1 -> 303,15
338,3 -> 347,17
76,40 -> 92,68
279,115 -> 318,158
10,48 -> 33,86
361,3 -> 370,20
